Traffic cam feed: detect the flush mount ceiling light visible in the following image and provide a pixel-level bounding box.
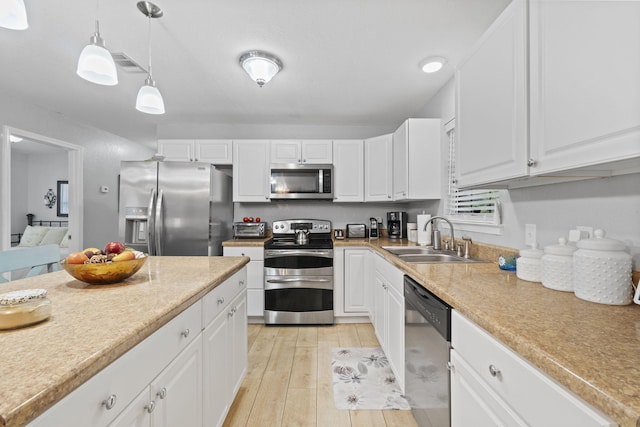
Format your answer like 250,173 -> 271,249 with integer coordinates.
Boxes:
419,56 -> 447,74
239,50 -> 283,87
135,1 -> 165,115
0,0 -> 28,30
77,0 -> 118,86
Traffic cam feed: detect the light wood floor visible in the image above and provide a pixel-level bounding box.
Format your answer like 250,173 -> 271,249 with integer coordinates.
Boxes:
222,323 -> 418,427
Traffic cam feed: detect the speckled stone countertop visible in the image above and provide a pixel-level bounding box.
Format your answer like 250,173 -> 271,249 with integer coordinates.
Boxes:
222,236 -> 272,247
0,256 -> 249,427
336,237 -> 640,427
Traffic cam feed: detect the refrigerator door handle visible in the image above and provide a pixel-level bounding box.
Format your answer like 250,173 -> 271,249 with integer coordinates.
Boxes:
147,188 -> 156,255
155,189 -> 164,256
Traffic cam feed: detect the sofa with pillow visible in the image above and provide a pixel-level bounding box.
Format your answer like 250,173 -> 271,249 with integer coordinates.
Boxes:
15,225 -> 70,259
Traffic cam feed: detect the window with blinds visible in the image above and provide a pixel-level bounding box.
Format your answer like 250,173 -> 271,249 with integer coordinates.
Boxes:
446,126 -> 501,225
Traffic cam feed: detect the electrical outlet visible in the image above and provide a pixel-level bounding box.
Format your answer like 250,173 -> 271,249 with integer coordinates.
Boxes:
525,224 -> 537,246
576,226 -> 593,238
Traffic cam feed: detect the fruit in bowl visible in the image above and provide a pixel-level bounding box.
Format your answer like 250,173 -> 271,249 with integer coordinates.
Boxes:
62,244 -> 147,284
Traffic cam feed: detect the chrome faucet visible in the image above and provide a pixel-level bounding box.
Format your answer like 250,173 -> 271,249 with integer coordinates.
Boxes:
424,216 -> 455,251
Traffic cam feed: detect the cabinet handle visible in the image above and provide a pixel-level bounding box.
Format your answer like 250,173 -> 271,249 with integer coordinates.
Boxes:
239,279 -> 245,287
387,195 -> 391,199
181,328 -> 190,338
527,158 -> 537,167
217,297 -> 225,305
145,400 -> 156,414
102,394 -> 117,410
488,364 -> 501,377
157,387 -> 167,400
446,361 -> 454,372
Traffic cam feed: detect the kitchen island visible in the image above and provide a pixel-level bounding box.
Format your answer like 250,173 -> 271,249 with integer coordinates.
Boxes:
335,237 -> 640,427
0,255 -> 249,427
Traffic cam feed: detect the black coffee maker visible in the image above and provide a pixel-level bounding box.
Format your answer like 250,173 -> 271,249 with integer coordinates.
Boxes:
387,211 -> 408,239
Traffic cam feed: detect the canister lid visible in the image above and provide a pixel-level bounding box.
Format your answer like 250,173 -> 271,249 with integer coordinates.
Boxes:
520,243 -> 543,259
544,237 -> 577,256
575,229 -> 627,251
0,289 -> 48,305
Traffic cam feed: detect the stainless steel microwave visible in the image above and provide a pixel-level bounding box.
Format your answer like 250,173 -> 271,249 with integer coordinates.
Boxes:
269,164 -> 333,200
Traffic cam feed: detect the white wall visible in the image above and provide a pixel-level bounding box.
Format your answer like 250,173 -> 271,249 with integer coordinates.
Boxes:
1,94 -> 154,248
10,152 -> 28,235
417,78 -> 640,264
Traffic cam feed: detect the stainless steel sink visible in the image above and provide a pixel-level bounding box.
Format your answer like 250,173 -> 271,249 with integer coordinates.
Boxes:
382,246 -> 488,264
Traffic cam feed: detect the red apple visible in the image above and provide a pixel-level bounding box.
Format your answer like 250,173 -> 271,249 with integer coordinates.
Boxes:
104,241 -> 126,255
255,217 -> 261,223
243,217 -> 249,223
66,252 -> 89,264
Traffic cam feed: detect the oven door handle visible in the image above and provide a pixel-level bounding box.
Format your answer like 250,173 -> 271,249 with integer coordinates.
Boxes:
265,250 -> 333,258
265,278 -> 333,290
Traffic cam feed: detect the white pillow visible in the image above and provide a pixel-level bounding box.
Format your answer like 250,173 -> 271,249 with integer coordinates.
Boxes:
60,229 -> 70,248
40,227 -> 68,245
18,226 -> 49,247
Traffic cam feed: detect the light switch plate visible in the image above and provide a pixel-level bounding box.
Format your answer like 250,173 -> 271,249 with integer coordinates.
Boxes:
100,186 -> 109,193
525,224 -> 536,246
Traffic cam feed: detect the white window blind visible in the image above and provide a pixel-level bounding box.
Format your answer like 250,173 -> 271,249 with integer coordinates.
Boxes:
446,126 -> 501,225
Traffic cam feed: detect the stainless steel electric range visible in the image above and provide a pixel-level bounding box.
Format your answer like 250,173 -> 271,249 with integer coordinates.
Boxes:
263,219 -> 334,325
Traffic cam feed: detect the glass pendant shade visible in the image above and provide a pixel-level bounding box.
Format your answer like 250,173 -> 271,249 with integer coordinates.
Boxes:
0,0 -> 28,30
77,21 -> 118,86
239,51 -> 282,87
136,76 -> 165,114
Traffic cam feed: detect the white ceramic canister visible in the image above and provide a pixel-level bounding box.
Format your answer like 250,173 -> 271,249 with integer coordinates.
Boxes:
573,229 -> 633,305
541,237 -> 576,292
516,243 -> 543,282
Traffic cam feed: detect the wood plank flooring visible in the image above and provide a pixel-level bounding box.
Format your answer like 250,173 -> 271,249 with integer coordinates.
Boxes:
223,323 -> 418,427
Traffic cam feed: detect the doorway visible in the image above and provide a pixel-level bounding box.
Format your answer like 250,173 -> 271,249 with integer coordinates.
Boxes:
1,126 -> 84,252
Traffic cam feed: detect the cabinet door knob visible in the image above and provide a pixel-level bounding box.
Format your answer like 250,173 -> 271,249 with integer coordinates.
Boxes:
145,400 -> 156,414
527,158 -> 537,167
217,297 -> 225,305
181,328 -> 190,338
156,387 -> 167,400
488,364 -> 501,377
387,195 -> 392,199
102,394 -> 117,410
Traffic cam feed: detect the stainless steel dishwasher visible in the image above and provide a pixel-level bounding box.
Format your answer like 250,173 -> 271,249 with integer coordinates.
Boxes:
404,275 -> 451,427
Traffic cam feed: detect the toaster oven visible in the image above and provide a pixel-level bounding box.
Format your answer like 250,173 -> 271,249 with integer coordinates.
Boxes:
233,222 -> 267,238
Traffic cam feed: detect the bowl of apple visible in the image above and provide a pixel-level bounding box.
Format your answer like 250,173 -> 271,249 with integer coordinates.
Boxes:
61,242 -> 148,285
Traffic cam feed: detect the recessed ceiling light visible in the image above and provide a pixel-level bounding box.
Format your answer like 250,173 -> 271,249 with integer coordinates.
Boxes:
420,56 -> 447,73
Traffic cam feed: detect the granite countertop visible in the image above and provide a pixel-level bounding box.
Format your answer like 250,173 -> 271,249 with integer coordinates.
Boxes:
0,256 -> 249,427
335,237 -> 640,427
222,236 -> 272,247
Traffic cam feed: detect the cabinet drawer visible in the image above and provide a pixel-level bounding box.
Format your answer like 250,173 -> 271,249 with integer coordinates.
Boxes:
202,269 -> 246,327
223,246 -> 263,261
28,302 -> 202,427
373,253 -> 404,293
451,311 -> 614,426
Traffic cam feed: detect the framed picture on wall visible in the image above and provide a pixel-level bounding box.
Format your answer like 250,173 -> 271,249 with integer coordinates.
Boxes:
57,180 -> 68,217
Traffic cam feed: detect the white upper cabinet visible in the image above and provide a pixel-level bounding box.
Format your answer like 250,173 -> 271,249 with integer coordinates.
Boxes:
392,118 -> 441,201
333,139 -> 364,202
455,0 -> 528,188
270,140 -> 333,164
528,0 -> 640,175
232,140 -> 270,202
364,134 -> 393,202
456,0 -> 640,189
158,139 -> 232,164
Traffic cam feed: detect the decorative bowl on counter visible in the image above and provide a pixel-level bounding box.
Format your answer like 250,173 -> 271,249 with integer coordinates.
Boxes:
61,256 -> 148,284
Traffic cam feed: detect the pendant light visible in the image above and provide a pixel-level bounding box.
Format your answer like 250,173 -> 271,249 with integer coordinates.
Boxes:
77,0 -> 118,86
0,0 -> 28,30
135,1 -> 164,115
239,50 -> 283,87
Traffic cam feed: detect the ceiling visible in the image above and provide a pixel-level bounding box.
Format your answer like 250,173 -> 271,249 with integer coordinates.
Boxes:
2,0 -> 511,148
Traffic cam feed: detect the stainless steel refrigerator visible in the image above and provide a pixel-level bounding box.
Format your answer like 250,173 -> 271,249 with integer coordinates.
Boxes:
118,161 -> 233,256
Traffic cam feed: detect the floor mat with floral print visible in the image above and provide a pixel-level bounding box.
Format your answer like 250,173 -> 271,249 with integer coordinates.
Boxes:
331,347 -> 410,410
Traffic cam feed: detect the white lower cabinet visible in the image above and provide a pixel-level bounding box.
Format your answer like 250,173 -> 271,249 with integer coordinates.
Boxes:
343,248 -> 369,313
371,253 -> 405,391
110,337 -> 203,427
451,311 -> 615,427
28,267 -> 247,427
223,246 -> 264,317
203,289 -> 247,427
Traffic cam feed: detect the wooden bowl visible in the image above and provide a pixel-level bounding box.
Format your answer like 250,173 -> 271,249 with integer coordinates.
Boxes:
61,256 -> 147,284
